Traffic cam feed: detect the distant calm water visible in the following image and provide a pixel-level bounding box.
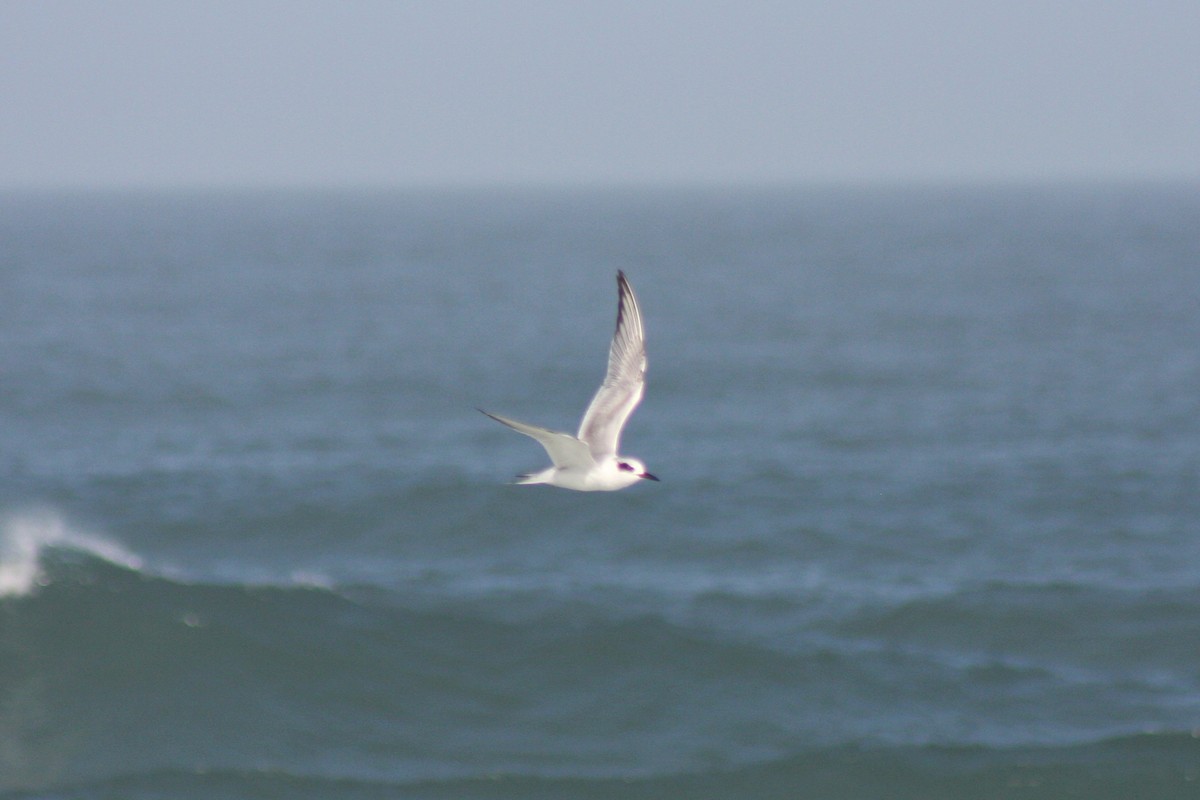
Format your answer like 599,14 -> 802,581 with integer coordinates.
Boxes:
2,185 -> 1199,799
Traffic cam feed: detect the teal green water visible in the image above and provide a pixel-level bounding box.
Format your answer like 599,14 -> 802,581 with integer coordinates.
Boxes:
2,185 -> 1199,798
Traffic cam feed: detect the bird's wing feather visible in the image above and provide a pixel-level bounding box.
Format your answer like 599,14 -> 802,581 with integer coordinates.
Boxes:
479,410 -> 595,469
577,271 -> 646,458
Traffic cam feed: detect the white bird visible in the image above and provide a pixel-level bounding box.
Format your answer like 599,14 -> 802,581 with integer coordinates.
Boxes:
480,271 -> 658,491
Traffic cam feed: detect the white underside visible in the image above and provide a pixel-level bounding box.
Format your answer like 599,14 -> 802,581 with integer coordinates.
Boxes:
516,459 -> 645,492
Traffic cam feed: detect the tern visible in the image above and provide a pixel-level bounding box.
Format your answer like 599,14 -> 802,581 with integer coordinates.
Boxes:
480,271 -> 658,491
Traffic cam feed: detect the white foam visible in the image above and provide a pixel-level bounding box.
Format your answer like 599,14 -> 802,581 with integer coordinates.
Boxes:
0,509 -> 144,597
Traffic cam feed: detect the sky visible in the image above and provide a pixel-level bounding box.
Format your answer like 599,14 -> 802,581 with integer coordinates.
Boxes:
2,1 -> 1198,188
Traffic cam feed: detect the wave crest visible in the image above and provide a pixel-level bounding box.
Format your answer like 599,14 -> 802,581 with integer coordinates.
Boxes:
0,509 -> 144,597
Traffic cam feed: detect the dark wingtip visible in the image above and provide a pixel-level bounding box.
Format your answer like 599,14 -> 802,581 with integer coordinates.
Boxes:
615,271 -> 634,327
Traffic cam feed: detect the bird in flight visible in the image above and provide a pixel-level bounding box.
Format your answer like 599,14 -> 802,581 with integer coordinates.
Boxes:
480,271 -> 658,491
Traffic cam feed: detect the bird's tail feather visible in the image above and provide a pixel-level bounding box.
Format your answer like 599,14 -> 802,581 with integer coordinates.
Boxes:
513,470 -> 549,485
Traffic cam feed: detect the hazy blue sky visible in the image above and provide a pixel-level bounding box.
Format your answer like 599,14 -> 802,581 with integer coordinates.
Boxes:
3,1 -> 1198,188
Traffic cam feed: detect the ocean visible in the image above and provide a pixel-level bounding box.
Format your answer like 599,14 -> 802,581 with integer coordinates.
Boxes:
1,184 -> 1198,799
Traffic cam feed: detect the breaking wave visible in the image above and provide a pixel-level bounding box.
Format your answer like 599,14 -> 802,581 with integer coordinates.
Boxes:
0,509 -> 145,598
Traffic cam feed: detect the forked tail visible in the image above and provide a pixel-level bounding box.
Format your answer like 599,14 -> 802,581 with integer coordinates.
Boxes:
513,468 -> 553,485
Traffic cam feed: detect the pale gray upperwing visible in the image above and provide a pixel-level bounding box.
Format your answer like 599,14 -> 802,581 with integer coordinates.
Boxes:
577,271 -> 646,459
479,409 -> 596,469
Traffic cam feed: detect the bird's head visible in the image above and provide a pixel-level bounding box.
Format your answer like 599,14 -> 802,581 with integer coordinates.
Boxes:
617,458 -> 659,482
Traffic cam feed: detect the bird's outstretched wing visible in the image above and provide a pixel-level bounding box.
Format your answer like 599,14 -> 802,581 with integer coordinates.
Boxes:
577,271 -> 646,458
479,410 -> 595,469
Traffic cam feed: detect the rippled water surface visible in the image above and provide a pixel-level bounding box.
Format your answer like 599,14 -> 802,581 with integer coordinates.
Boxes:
2,185 -> 1199,798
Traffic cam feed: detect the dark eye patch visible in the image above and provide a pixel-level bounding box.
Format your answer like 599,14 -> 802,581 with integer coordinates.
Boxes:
617,462 -> 635,472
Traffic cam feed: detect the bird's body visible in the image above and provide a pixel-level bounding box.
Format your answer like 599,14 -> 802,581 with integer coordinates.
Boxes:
481,271 -> 658,491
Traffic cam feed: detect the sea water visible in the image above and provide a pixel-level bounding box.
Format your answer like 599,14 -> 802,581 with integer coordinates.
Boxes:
2,185 -> 1198,798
